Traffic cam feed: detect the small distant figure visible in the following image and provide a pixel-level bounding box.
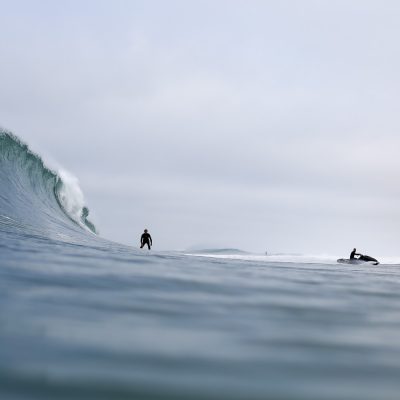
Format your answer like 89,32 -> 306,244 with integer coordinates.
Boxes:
350,248 -> 361,260
140,229 -> 152,250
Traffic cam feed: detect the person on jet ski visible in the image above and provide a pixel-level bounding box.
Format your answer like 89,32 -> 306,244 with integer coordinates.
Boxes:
350,248 -> 361,260
350,248 -> 379,264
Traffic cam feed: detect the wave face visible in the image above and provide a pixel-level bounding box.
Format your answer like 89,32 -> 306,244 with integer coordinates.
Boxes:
0,129 -> 96,240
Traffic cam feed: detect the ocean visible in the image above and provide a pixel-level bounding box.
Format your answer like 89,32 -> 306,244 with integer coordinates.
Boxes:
1,129 -> 400,400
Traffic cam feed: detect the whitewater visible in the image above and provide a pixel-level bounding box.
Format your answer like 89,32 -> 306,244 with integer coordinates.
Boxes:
1,129 -> 400,400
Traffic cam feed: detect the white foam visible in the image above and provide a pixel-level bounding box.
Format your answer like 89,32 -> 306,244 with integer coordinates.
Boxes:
188,253 -> 340,265
188,253 -> 400,265
57,169 -> 87,227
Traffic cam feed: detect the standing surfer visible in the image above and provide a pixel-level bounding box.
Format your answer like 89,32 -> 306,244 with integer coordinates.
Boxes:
140,229 -> 152,250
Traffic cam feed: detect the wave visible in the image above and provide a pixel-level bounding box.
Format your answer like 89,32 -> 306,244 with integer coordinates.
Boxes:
0,128 -> 97,239
187,251 -> 342,264
185,248 -> 250,255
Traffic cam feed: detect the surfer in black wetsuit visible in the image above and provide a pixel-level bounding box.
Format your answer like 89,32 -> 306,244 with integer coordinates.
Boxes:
350,248 -> 361,260
140,229 -> 152,250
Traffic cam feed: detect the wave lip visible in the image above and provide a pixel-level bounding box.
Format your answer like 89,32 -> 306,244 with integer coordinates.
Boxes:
0,129 -> 97,239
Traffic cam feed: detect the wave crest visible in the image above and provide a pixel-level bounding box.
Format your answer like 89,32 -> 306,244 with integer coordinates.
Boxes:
0,128 -> 97,235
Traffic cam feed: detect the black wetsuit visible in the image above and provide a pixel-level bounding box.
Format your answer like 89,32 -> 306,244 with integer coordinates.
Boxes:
141,233 -> 152,250
350,250 -> 360,260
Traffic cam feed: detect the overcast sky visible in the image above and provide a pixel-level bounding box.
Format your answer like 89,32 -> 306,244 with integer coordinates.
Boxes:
1,0 -> 400,255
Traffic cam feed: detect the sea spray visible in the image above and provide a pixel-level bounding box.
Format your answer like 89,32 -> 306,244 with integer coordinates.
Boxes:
57,169 -> 98,234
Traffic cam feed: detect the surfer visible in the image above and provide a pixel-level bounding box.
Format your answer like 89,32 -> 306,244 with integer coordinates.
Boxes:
350,248 -> 361,260
140,229 -> 152,250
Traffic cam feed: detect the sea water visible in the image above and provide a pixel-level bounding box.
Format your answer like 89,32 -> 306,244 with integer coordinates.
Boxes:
1,130 -> 400,400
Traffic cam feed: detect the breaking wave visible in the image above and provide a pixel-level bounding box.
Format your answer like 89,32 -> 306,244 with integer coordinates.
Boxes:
0,129 -> 97,239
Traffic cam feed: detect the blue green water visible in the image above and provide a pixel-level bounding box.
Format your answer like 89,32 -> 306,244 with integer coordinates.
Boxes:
1,130 -> 400,400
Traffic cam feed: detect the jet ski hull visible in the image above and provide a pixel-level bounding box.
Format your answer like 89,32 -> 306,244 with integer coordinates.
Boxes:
337,258 -> 379,266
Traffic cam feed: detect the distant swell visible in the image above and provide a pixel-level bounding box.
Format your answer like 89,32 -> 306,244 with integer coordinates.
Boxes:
186,248 -> 249,255
0,129 -> 97,238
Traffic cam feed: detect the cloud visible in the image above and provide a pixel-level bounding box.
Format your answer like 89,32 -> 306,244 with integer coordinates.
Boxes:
1,1 -> 400,254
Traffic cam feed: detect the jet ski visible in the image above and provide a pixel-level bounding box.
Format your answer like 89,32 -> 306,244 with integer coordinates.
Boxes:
337,254 -> 379,265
